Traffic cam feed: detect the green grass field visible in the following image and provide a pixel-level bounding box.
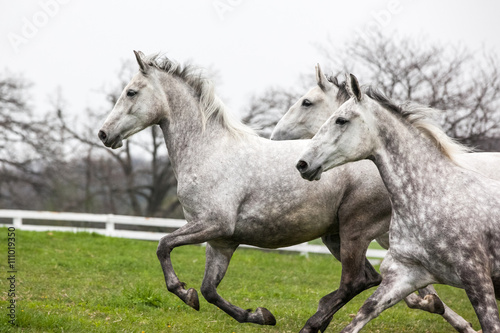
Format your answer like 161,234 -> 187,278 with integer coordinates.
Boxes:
0,228 -> 494,332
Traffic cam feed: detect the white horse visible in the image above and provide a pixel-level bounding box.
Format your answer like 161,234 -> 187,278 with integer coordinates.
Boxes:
98,51 -> 395,328
297,73 -> 500,333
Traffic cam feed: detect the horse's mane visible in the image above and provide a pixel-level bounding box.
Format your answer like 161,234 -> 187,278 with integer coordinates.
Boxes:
326,75 -> 351,105
364,86 -> 472,161
143,54 -> 256,139
329,76 -> 471,161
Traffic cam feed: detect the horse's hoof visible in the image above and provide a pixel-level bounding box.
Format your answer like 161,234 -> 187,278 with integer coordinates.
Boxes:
424,294 -> 445,315
256,307 -> 276,325
185,288 -> 200,311
247,307 -> 276,325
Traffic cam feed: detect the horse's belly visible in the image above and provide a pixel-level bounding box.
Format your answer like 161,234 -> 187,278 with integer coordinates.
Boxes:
232,213 -> 337,248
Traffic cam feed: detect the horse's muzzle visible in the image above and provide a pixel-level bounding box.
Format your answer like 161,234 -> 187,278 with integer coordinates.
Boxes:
98,129 -> 123,149
296,160 -> 323,181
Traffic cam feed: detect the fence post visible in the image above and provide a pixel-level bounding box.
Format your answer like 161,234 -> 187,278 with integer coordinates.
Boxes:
106,214 -> 115,236
299,242 -> 310,259
13,217 -> 22,228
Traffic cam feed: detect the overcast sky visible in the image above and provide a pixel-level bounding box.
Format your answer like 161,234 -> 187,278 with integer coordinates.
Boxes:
1,0 -> 500,120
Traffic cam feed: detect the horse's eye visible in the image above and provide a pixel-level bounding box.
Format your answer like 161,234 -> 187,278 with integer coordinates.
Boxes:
127,89 -> 137,97
302,99 -> 312,107
335,117 -> 349,125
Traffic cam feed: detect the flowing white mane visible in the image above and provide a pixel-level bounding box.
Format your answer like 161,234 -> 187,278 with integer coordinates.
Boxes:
143,53 -> 256,138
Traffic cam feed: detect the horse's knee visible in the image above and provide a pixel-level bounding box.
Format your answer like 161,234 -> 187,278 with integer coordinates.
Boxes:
317,281 -> 361,309
341,269 -> 382,297
200,281 -> 218,304
156,247 -> 163,260
356,297 -> 381,321
156,237 -> 171,259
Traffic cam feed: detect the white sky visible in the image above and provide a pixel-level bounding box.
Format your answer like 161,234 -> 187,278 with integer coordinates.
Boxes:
1,0 -> 500,120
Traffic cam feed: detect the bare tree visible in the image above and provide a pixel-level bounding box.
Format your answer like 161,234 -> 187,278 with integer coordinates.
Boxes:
241,70 -> 320,138
0,71 -> 67,210
241,87 -> 301,138
319,31 -> 500,150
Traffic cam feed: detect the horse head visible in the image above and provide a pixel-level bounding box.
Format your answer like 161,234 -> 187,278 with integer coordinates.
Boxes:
271,64 -> 342,140
98,51 -> 166,149
296,74 -> 376,180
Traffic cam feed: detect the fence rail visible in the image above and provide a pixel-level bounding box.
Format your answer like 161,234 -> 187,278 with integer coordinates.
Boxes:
0,209 -> 387,259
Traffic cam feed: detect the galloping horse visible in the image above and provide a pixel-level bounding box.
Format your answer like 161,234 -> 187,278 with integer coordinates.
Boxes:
98,51 -> 388,327
273,65 -> 500,333
297,74 -> 500,332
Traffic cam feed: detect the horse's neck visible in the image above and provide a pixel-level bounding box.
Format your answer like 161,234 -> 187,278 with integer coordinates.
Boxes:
158,81 -> 237,177
372,112 -> 455,215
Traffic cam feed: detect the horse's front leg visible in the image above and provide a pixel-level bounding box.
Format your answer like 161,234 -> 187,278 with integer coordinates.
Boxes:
201,244 -> 277,325
340,254 -> 432,333
300,234 -> 382,333
459,267 -> 500,332
156,221 -> 229,310
300,185 -> 390,333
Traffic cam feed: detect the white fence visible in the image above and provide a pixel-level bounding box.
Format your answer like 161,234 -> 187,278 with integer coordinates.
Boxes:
0,209 -> 387,259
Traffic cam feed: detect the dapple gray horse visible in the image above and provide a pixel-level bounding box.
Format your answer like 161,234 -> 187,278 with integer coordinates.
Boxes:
297,74 -> 500,333
273,65 -> 500,332
98,52 -> 494,332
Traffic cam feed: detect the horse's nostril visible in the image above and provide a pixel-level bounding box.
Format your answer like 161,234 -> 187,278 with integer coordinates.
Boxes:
98,130 -> 107,142
296,160 -> 309,173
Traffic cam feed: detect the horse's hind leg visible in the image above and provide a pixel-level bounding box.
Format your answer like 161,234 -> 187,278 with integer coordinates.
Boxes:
405,285 -> 476,333
300,234 -> 381,333
201,244 -> 276,325
156,221 -> 230,311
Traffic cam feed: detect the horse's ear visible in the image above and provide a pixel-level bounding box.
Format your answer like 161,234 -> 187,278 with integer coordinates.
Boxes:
330,75 -> 339,87
315,64 -> 332,92
345,73 -> 363,102
134,50 -> 149,74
